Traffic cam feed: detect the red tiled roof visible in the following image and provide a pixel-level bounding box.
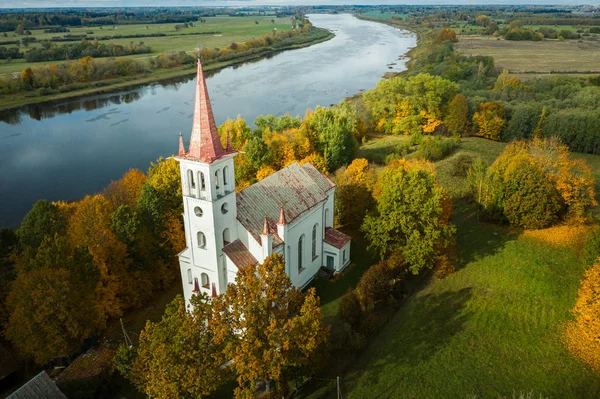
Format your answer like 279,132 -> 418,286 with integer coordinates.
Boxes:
223,240 -> 258,269
236,162 -> 335,245
324,227 -> 352,249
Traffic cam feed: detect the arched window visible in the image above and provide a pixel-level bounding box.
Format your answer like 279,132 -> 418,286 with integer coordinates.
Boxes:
298,235 -> 304,273
201,273 -> 210,289
312,224 -> 318,258
215,169 -> 220,189
198,171 -> 206,192
187,269 -> 192,284
223,228 -> 231,246
223,166 -> 229,187
188,169 -> 195,193
197,232 -> 206,249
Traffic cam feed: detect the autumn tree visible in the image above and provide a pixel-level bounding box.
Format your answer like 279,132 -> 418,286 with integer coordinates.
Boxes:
218,116 -> 254,150
434,28 -> 457,44
212,254 -> 329,398
146,157 -> 182,214
0,228 -> 18,330
361,159 -> 455,274
103,168 -> 146,209
129,294 -> 225,398
5,236 -> 101,364
472,101 -> 505,140
444,94 -> 469,136
334,158 -> 377,228
565,260 -> 600,372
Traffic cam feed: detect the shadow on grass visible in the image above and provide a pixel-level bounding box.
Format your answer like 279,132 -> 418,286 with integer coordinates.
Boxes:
342,287 -> 473,398
452,198 -> 515,271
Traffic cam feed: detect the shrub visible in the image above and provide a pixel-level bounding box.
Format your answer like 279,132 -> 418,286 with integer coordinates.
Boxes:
415,136 -> 458,161
337,290 -> 362,329
451,153 -> 475,177
356,261 -> 395,312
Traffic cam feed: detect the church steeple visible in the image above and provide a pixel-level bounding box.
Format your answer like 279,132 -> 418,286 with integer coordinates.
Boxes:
187,58 -> 226,163
178,132 -> 186,157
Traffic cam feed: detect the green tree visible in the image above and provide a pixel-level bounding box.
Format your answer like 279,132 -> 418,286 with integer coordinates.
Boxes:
129,294 -> 225,399
15,24 -> 24,35
303,102 -> 358,172
0,228 -> 18,330
504,105 -> 535,141
17,200 -> 67,251
212,254 -> 329,398
361,159 -> 455,274
444,94 -> 469,136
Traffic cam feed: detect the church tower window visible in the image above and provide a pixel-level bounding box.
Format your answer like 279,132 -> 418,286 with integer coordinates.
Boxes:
221,202 -> 229,214
197,232 -> 206,249
188,170 -> 196,194
194,206 -> 203,217
215,170 -> 220,189
223,228 -> 231,246
187,269 -> 192,284
223,166 -> 229,187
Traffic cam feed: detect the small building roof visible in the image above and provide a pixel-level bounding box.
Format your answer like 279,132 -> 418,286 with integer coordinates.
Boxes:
7,371 -> 66,399
223,240 -> 258,269
237,163 -> 335,245
324,227 -> 352,249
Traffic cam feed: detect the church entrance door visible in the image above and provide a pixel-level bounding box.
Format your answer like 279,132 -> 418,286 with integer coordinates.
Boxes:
326,255 -> 334,270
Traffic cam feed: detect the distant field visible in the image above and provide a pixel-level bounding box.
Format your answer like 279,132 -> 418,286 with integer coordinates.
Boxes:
0,16 -> 293,75
360,11 -> 408,19
456,35 -> 600,75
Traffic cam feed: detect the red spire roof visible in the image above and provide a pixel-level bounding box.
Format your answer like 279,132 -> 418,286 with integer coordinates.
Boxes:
278,207 -> 286,225
211,283 -> 217,298
178,132 -> 185,157
187,58 -> 226,163
262,217 -> 270,236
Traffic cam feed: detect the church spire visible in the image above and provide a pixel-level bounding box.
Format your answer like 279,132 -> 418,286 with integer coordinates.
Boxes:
178,132 -> 185,157
187,57 -> 225,162
278,207 -> 286,225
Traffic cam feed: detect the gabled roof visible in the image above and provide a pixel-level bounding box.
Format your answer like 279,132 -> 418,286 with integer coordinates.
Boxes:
324,227 -> 352,249
223,240 -> 258,269
236,163 -> 335,245
7,371 -> 66,399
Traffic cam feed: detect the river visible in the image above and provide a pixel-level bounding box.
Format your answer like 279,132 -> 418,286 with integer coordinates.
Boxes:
0,14 -> 416,228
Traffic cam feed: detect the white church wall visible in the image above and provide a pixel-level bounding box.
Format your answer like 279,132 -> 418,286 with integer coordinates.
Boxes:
285,201 -> 327,288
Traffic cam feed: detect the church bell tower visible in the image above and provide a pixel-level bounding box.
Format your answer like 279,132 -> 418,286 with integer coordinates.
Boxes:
175,58 -> 237,306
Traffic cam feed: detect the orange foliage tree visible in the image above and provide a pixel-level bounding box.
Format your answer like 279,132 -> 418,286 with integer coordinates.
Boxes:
104,168 -> 147,208
472,101 -> 505,140
211,254 -> 329,398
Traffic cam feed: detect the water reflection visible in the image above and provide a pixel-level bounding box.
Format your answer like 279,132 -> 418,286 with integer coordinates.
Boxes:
0,14 -> 416,228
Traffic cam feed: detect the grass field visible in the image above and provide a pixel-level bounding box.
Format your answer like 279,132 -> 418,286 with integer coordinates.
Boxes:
304,135 -> 600,398
456,35 -> 600,75
0,16 -> 293,75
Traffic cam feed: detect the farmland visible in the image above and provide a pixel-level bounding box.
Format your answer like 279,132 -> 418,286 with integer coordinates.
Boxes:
456,35 -> 600,76
0,16 -> 294,75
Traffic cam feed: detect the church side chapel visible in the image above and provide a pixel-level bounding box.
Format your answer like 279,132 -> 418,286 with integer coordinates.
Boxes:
175,58 -> 351,306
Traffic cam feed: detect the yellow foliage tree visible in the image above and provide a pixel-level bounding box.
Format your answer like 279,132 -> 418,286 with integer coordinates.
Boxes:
104,168 -> 147,208
256,165 -> 276,181
472,101 -> 505,140
565,260 -> 600,373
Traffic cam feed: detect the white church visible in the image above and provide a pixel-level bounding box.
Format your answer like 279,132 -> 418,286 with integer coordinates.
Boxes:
175,59 -> 351,305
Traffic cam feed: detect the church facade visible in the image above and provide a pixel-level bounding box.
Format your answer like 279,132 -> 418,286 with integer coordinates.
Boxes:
175,60 -> 351,306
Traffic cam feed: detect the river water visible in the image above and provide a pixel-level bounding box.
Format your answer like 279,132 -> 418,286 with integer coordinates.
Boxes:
0,14 -> 415,228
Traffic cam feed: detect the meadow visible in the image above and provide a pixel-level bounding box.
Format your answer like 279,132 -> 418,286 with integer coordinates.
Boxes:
303,135 -> 600,398
0,16 -> 293,75
455,35 -> 600,76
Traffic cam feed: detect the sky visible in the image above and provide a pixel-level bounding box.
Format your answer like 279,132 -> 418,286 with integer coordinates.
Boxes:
1,0 -> 599,8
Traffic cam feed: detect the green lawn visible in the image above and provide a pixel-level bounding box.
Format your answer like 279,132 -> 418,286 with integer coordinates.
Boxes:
0,16 -> 293,75
304,134 -> 600,398
339,198 -> 600,398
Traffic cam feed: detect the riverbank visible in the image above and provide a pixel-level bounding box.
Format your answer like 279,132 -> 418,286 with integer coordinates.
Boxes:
0,28 -> 334,112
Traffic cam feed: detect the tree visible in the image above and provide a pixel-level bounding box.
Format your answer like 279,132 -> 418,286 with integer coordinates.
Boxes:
212,254 -> 329,397
5,236 -> 100,364
17,199 -> 67,251
147,157 -> 182,214
104,168 -> 146,209
565,260 -> 600,373
361,159 -> 455,274
444,94 -> 469,136
334,158 -> 376,228
129,294 -> 225,398
0,228 -> 18,330
302,102 -> 358,172
218,116 -> 253,150
15,23 -> 24,35
472,101 -> 505,141
434,28 -> 457,44
504,105 -> 536,141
